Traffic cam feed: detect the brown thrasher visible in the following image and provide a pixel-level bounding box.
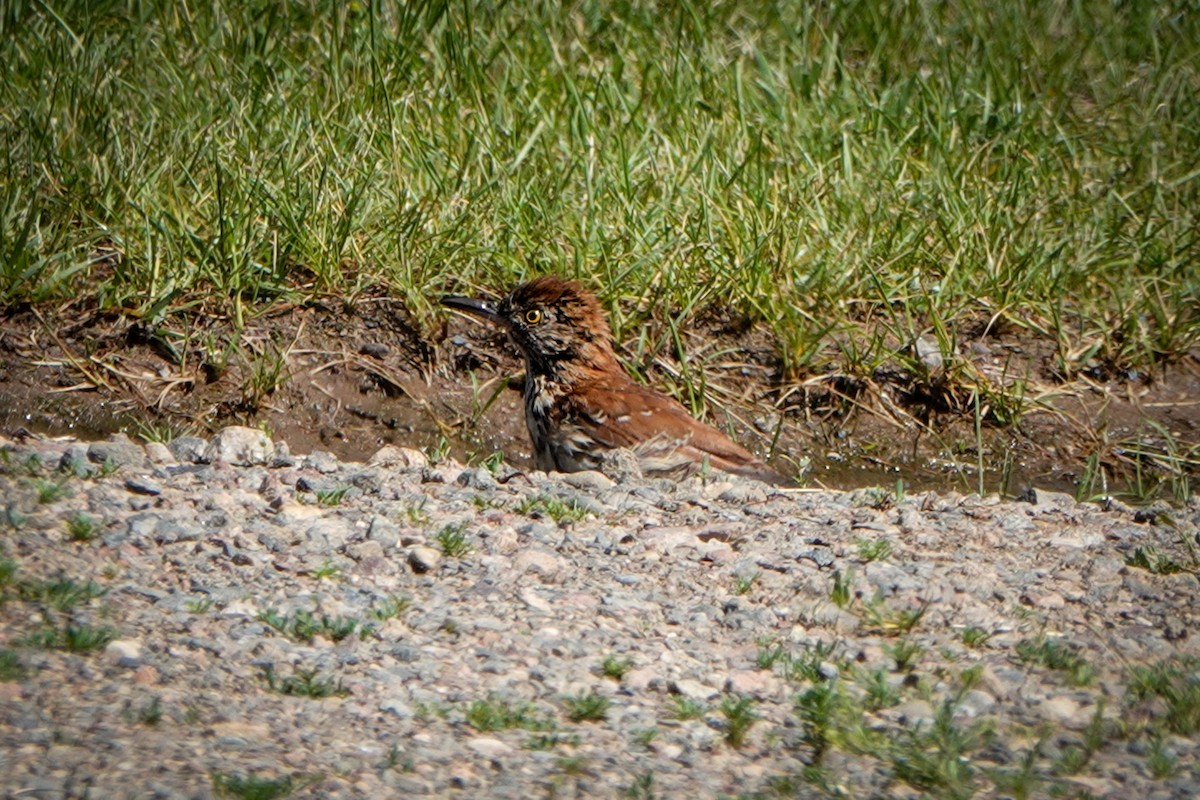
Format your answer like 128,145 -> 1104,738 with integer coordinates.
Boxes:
442,276 -> 788,484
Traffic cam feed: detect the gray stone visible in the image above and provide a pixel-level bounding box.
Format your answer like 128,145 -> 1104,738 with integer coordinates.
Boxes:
123,476 -> 163,496
369,446 -> 428,469
408,546 -> 442,573
563,471 -> 616,491
367,516 -> 401,548
104,639 -> 143,667
205,427 -> 273,466
88,435 -> 149,470
167,436 -> 209,464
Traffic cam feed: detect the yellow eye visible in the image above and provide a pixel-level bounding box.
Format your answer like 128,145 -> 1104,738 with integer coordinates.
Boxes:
524,309 -> 543,324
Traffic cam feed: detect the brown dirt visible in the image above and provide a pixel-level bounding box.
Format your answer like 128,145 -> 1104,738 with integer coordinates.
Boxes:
1,301 -> 1197,499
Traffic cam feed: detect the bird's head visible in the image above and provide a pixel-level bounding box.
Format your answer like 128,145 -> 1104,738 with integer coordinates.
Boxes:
442,276 -> 617,376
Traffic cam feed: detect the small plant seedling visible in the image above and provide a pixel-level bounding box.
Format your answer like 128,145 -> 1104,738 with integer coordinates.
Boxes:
861,597 -> 928,636
732,571 -> 759,595
631,727 -> 658,747
669,695 -> 705,720
855,537 -> 893,562
435,524 -> 472,557
1126,546 -> 1188,576
601,654 -> 634,680
32,478 -> 70,504
720,695 -> 758,748
831,569 -> 854,609
564,691 -> 610,722
315,486 -> 350,507
264,666 -> 350,698
466,695 -> 553,732
212,771 -> 298,800
310,560 -> 342,580
885,638 -> 925,672
517,495 -> 589,524
186,598 -> 214,613
961,626 -> 993,648
1015,637 -> 1095,687
371,595 -> 411,622
756,641 -> 787,670
0,649 -> 26,681
66,512 -> 100,541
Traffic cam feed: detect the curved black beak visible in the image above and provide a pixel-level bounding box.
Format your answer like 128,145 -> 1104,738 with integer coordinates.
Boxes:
440,294 -> 504,326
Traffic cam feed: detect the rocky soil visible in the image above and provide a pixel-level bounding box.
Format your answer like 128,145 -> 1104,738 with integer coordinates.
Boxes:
1,428 -> 1198,799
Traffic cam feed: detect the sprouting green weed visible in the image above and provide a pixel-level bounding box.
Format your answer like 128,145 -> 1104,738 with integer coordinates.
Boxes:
264,666 -> 349,698
732,571 -> 759,595
136,696 -> 163,726
859,667 -> 900,711
402,501 -> 430,526
564,691 -> 610,722
31,478 -> 70,504
855,537 -> 893,563
517,495 -> 589,524
860,597 -> 928,636
556,755 -> 587,775
992,743 -> 1045,798
435,524 -> 472,558
466,695 -> 554,732
889,699 -> 990,797
669,695 -> 705,721
66,512 -> 99,541
1016,637 -> 1095,687
63,623 -> 118,652
258,609 -> 366,643
795,682 -> 844,761
315,487 -> 350,507
212,771 -> 302,799
0,557 -> 20,590
961,626 -> 993,648
756,641 -> 787,671
631,728 -> 658,748
0,648 -> 26,681
425,436 -> 452,466
1146,737 -> 1177,779
1126,658 -> 1200,736
309,560 -> 342,580
20,578 -> 107,612
601,654 -> 634,680
1126,546 -> 1189,576
623,772 -> 655,799
186,597 -> 214,613
785,642 -> 840,684
371,595 -> 411,622
719,695 -> 758,749
885,638 -> 925,672
525,731 -> 581,751
831,569 -> 854,609
478,450 -> 506,474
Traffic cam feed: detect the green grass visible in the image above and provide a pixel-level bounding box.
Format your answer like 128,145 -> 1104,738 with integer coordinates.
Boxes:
1015,636 -> 1096,687
466,695 -> 555,732
563,690 -> 610,722
516,495 -> 590,524
434,523 -> 472,557
212,772 -> 302,800
257,608 -> 369,643
1,0 -> 1196,447
264,666 -> 350,698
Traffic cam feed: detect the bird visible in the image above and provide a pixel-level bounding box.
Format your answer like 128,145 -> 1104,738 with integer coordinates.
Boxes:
441,276 -> 789,484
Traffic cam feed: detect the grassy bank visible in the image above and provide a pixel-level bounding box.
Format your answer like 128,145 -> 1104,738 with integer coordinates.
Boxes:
1,0 -> 1197,489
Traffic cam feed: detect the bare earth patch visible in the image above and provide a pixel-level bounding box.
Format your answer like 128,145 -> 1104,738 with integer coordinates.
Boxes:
1,302 -> 1196,500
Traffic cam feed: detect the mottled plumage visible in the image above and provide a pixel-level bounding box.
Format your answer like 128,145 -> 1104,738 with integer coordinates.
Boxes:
442,277 -> 788,484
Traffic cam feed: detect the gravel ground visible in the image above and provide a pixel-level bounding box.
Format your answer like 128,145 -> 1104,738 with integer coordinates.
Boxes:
1,427 -> 1198,799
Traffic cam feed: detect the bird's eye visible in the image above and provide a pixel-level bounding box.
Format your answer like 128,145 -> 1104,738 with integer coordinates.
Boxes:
524,309 -> 543,324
